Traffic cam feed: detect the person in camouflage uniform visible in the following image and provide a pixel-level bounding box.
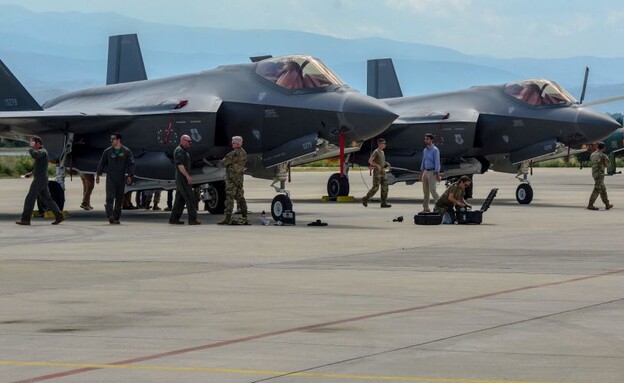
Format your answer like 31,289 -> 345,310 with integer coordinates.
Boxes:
15,136 -> 65,226
434,175 -> 472,224
168,135 -> 201,225
362,138 -> 392,208
587,142 -> 613,211
218,136 -> 249,225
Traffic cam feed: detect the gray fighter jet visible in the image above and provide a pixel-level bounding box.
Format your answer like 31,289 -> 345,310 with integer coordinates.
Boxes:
0,35 -> 397,219
326,58 -> 620,204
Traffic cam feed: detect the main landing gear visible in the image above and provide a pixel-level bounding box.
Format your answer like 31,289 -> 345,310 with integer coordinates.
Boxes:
202,181 -> 226,214
326,172 -> 350,198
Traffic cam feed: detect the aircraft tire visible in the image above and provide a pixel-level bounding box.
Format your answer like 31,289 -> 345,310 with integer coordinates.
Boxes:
271,194 -> 293,221
516,183 -> 533,204
327,173 -> 350,198
48,181 -> 65,211
205,181 -> 226,214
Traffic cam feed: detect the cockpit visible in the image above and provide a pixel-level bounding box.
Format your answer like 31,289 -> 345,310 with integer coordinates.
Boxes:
255,55 -> 344,90
504,79 -> 576,106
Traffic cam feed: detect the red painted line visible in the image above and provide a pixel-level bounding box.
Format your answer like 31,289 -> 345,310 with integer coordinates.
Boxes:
13,268 -> 624,383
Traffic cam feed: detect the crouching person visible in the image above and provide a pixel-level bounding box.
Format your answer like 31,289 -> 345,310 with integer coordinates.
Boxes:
434,175 -> 472,224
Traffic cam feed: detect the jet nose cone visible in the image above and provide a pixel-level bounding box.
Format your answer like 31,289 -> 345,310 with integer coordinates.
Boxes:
577,108 -> 622,144
341,93 -> 398,141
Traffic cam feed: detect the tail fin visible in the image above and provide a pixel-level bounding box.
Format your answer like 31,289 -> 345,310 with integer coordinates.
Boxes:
367,58 -> 403,99
106,34 -> 147,85
250,55 -> 272,63
0,59 -> 42,111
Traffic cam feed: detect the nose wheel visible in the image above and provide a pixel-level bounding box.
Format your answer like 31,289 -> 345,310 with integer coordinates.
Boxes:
271,193 -> 293,221
516,183 -> 533,204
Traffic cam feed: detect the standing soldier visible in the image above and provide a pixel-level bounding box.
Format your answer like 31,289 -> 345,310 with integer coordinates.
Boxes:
169,135 -> 201,225
362,138 -> 392,208
218,136 -> 249,225
96,132 -> 135,224
15,136 -> 65,225
587,142 -> 613,211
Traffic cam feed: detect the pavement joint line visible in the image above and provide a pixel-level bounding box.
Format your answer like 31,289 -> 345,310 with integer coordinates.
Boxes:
260,297 -> 624,383
0,361 -> 561,383
11,268 -> 624,383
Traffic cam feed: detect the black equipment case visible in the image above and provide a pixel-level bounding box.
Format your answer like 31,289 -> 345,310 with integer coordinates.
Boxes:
456,188 -> 498,225
280,210 -> 296,225
456,209 -> 483,224
414,212 -> 443,225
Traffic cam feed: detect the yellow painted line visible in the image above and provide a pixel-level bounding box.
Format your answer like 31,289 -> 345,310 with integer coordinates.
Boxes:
0,360 -> 561,383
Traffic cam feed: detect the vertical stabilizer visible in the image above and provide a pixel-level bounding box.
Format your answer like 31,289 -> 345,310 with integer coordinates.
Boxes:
367,58 -> 403,99
106,34 -> 147,85
0,59 -> 42,111
250,55 -> 272,63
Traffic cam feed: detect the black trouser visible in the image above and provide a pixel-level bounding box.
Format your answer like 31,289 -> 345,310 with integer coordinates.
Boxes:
169,181 -> 198,223
21,180 -> 62,222
105,178 -> 126,220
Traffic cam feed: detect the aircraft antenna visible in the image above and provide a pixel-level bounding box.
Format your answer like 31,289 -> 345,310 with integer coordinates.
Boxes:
579,66 -> 589,104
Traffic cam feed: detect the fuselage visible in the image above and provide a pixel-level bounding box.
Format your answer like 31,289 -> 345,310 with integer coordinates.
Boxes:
356,81 -> 620,174
38,56 -> 397,179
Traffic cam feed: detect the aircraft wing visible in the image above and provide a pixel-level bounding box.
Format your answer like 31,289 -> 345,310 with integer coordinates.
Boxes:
0,97 -> 222,138
386,106 -> 480,159
0,109 -> 136,136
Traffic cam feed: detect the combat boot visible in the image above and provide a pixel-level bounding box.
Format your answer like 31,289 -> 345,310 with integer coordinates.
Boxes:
586,205 -> 599,211
380,202 -> 392,208
217,214 -> 232,225
362,196 -> 368,207
606,203 -> 614,210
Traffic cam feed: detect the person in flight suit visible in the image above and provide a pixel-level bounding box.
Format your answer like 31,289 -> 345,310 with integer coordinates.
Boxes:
218,136 -> 249,225
168,135 -> 201,225
15,136 -> 65,225
96,132 -> 135,224
362,138 -> 391,208
587,142 -> 613,211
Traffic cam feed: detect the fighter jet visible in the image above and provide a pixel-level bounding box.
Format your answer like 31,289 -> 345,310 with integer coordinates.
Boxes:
326,58 -> 620,204
0,35 -> 397,220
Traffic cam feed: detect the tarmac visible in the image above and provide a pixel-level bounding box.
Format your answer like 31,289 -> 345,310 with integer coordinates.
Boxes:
0,168 -> 623,383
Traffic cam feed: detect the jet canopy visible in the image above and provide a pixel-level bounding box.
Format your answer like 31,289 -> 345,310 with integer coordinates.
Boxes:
504,79 -> 576,106
256,55 -> 344,90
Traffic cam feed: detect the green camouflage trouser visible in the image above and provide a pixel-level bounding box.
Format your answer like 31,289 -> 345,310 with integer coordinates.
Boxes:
224,177 -> 247,216
589,174 -> 609,206
365,170 -> 388,202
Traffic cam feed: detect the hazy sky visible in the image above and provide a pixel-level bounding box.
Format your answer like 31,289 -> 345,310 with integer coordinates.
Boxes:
3,0 -> 623,58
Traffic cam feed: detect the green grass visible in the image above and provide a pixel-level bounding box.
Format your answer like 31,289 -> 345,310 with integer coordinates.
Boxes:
1,155 -> 623,178
0,156 -> 56,178
533,157 -> 624,168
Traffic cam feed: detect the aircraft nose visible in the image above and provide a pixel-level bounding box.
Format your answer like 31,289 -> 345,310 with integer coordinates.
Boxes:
340,93 -> 397,140
576,108 -> 621,144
